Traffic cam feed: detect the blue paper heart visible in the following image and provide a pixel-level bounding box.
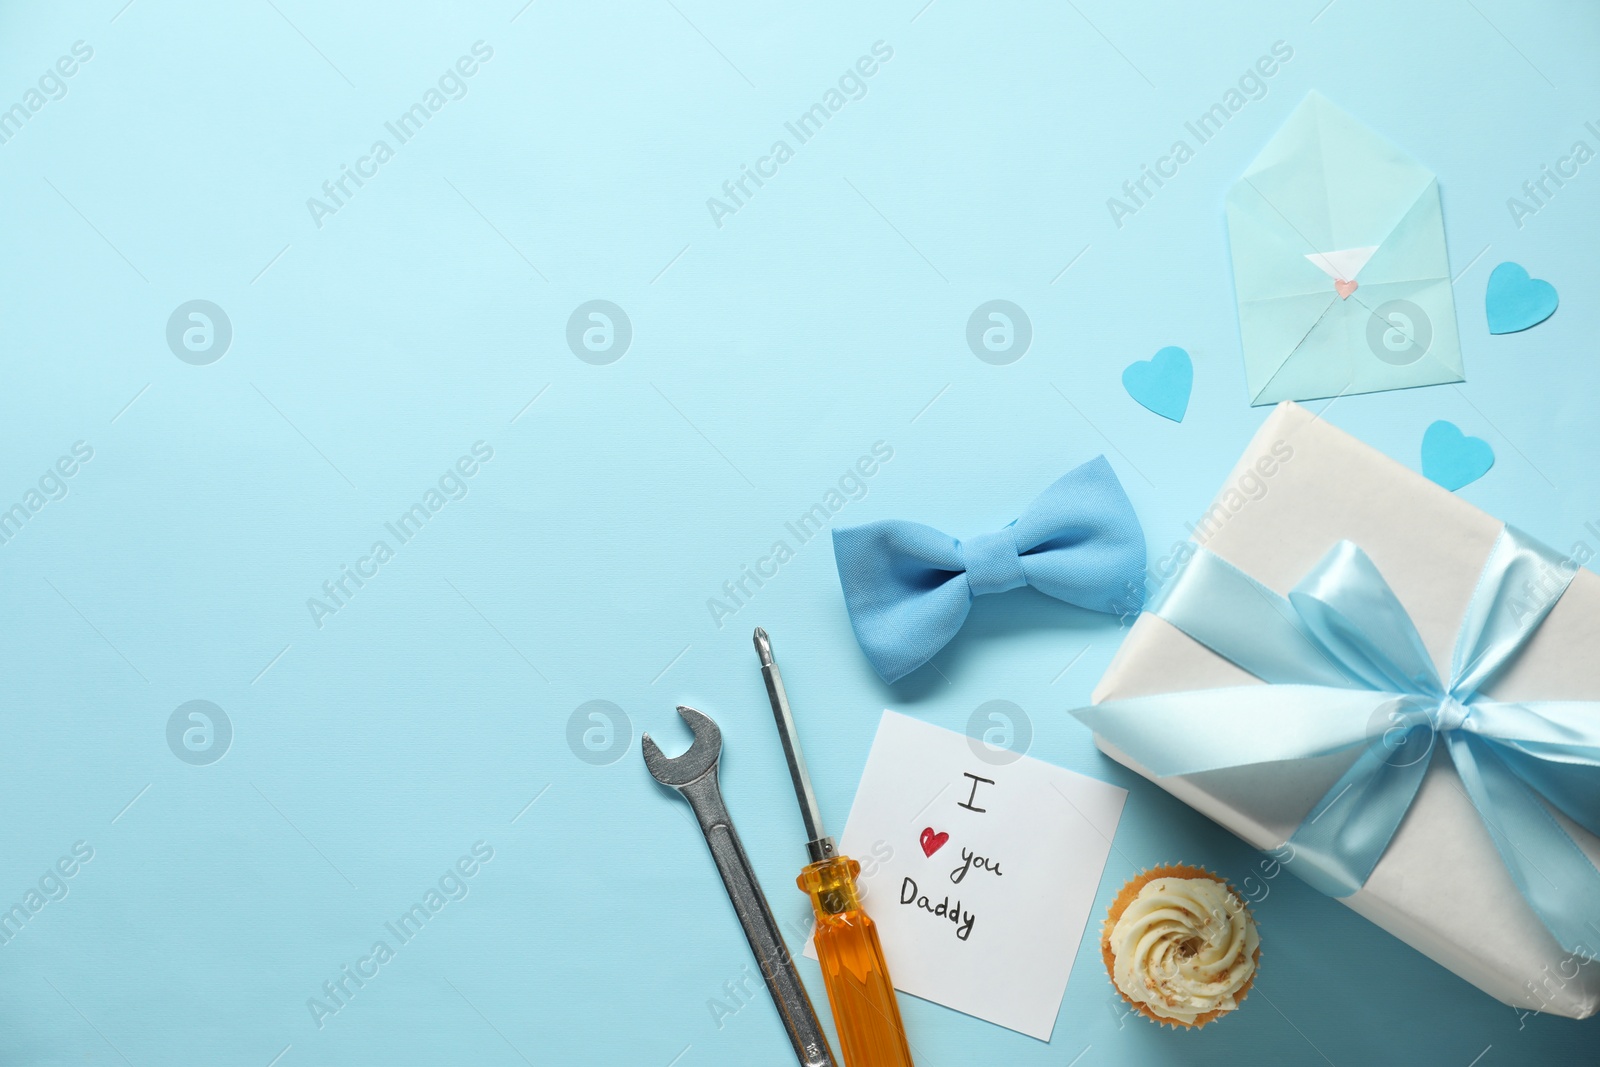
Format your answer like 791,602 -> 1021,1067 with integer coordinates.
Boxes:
1122,346 -> 1192,422
1486,262 -> 1558,334
1421,420 -> 1494,491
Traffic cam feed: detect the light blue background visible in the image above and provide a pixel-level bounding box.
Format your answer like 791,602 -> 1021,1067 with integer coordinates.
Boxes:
1,1 -> 1596,1064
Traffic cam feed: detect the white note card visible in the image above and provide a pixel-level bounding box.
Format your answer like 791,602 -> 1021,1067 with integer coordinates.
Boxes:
808,710 -> 1127,1041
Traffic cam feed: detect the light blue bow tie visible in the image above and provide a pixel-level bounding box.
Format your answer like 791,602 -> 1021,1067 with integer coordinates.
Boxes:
831,456 -> 1146,683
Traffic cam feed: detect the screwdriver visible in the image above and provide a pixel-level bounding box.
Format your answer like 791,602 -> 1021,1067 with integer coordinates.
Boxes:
754,627 -> 916,1067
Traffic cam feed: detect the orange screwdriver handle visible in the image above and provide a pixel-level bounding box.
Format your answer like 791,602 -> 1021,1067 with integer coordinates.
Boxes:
798,857 -> 916,1067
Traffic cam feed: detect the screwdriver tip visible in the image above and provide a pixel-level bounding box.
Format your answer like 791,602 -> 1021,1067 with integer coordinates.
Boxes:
752,626 -> 773,666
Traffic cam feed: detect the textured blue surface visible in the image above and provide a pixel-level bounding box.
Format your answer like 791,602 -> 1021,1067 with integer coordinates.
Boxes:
0,2 -> 1596,1065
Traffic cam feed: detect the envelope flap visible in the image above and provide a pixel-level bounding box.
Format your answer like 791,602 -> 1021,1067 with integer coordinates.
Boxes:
1250,278 -> 1463,405
1357,179 -> 1452,286
1239,92 -> 1436,253
1237,292 -> 1337,402
1226,182 -> 1340,301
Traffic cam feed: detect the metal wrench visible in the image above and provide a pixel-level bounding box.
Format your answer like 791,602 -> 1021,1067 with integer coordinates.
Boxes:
643,705 -> 836,1067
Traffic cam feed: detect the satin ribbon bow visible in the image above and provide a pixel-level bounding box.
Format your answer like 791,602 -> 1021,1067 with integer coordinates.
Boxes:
1073,527 -> 1600,954
831,455 -> 1146,684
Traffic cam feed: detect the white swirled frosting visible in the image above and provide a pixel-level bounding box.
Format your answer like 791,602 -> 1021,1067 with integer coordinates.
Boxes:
1108,876 -> 1259,1025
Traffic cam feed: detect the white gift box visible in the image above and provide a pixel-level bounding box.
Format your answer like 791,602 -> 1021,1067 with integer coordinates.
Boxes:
1090,401 -> 1600,1019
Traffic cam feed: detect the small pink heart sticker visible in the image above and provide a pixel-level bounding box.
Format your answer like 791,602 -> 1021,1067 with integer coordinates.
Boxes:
1335,278 -> 1358,299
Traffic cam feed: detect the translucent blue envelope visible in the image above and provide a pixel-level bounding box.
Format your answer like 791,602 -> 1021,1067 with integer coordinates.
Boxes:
1226,92 -> 1463,405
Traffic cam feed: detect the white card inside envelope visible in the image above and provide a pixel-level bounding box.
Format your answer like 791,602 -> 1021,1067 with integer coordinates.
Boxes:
805,710 -> 1126,1041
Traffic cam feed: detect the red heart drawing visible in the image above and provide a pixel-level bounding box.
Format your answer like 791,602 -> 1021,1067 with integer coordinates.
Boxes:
1334,278 -> 1359,300
919,827 -> 949,858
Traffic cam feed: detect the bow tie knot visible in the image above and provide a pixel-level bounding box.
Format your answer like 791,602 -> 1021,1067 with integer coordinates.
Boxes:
960,528 -> 1027,597
831,456 -> 1147,683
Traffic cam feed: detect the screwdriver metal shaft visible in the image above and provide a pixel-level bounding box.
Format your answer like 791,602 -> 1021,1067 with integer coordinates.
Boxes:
755,627 -> 836,864
753,628 -> 917,1067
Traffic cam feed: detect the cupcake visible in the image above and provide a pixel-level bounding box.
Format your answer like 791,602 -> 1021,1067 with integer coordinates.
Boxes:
1101,864 -> 1260,1029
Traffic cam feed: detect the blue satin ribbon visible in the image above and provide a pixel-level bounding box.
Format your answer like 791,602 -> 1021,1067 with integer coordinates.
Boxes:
1073,527 -> 1600,954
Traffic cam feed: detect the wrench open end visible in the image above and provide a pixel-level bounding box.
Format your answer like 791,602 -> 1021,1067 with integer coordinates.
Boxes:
641,705 -> 721,787
639,702 -> 838,1066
